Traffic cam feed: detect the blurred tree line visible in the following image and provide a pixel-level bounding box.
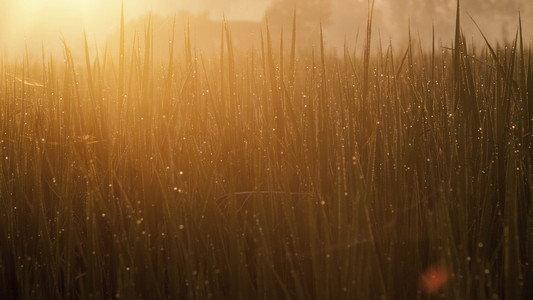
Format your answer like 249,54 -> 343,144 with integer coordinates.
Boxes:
263,0 -> 531,47
265,0 -> 529,20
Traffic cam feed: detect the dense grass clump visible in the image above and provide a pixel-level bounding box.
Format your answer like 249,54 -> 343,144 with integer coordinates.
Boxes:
1,3 -> 532,299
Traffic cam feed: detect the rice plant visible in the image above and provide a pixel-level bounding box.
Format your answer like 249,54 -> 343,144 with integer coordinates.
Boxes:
0,1 -> 531,299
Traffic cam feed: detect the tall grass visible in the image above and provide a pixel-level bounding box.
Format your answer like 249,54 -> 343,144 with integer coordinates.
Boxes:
0,1 -> 532,298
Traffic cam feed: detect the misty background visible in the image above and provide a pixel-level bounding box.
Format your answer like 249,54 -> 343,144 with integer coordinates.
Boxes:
0,0 -> 531,59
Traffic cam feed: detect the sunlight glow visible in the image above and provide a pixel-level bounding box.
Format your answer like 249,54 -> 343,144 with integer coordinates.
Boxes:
0,0 -> 271,54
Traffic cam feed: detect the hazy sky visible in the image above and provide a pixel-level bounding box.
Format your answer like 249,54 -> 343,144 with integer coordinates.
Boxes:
0,0 -> 530,56
0,0 -> 270,49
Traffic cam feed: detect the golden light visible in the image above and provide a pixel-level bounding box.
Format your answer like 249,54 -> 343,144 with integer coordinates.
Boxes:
3,0 -> 94,36
0,0 -> 127,55
0,0 -> 273,54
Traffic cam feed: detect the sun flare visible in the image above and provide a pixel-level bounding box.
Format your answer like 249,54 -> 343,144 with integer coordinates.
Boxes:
0,0 -> 124,53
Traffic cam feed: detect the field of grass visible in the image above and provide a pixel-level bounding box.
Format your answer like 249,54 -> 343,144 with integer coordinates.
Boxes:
0,2 -> 532,299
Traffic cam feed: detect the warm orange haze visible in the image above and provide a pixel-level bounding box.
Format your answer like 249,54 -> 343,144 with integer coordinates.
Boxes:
0,0 -> 532,299
1,0 -> 532,56
0,0 -> 270,54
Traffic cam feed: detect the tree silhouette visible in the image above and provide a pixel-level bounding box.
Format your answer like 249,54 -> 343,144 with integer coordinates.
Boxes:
264,0 -> 332,32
